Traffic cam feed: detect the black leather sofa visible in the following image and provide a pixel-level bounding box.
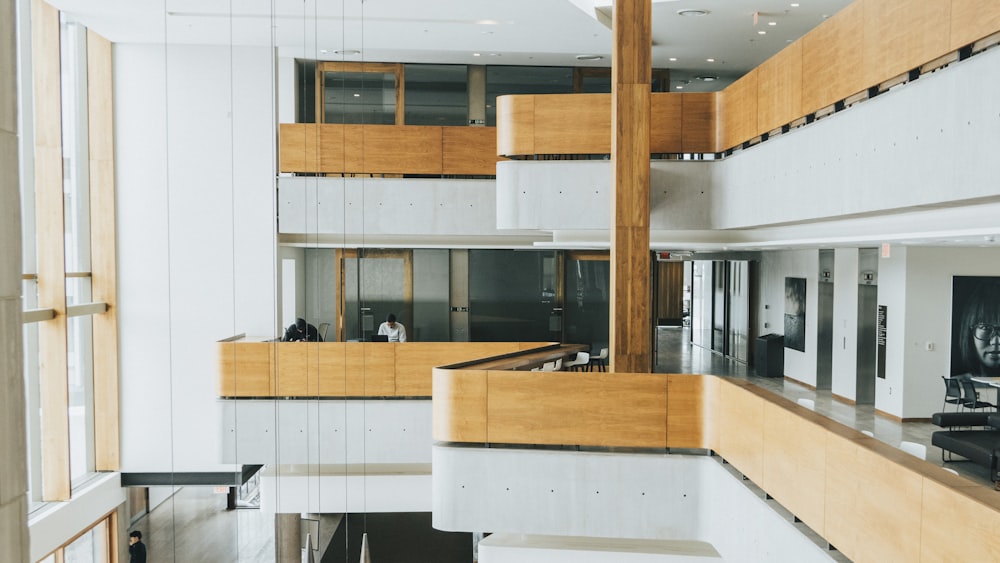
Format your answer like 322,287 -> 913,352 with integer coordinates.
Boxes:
931,412 -> 1000,483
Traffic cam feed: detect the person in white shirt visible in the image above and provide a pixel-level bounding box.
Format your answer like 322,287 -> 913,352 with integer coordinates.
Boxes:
377,313 -> 407,342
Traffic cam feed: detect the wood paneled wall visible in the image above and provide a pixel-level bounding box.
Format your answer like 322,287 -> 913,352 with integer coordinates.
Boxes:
278,123 -> 504,176
431,367 -> 1000,561
217,341 -> 552,398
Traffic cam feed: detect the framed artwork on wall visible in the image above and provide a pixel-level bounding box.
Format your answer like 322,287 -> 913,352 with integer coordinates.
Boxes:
784,277 -> 806,352
951,276 -> 1000,378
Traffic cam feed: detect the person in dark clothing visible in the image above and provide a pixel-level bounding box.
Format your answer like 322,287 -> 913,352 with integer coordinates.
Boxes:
129,530 -> 146,563
283,317 -> 322,342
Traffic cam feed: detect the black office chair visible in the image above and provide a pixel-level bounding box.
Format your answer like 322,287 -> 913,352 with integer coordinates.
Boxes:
959,378 -> 996,411
942,376 -> 964,411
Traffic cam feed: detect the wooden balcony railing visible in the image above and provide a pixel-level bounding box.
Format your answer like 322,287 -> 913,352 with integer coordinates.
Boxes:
216,337 -> 555,398
278,123 -> 505,176
497,0 -> 1000,157
432,359 -> 1000,562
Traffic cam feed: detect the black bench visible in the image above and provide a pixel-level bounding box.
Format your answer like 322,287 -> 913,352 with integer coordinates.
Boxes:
931,412 -> 1000,483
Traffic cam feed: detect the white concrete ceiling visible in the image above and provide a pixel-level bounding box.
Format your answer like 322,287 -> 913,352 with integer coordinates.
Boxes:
48,0 -> 852,92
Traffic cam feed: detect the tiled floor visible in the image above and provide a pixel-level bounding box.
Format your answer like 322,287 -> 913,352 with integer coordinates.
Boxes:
653,326 -> 995,487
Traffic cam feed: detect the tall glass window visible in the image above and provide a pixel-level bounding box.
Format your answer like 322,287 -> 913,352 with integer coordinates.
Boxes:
60,13 -> 96,487
318,63 -> 402,125
564,253 -> 609,350
469,250 -> 559,341
485,66 -> 573,126
404,64 -> 468,126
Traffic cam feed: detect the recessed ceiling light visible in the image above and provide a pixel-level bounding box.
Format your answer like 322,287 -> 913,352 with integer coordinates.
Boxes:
473,53 -> 481,57
695,75 -> 718,82
353,93 -> 360,97
575,54 -> 603,61
677,9 -> 709,17
319,49 -> 328,54
768,21 -> 777,26
790,3 -> 800,7
675,85 -> 684,89
758,30 -> 767,35
706,58 -> 715,62
334,49 -> 360,56
668,57 -> 678,62
476,19 -> 499,25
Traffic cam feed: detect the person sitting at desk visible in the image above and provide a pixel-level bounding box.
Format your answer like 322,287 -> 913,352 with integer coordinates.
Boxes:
283,318 -> 322,342
377,313 -> 407,342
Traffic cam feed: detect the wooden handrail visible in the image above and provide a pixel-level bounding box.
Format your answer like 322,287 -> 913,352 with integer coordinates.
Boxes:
431,362 -> 1000,561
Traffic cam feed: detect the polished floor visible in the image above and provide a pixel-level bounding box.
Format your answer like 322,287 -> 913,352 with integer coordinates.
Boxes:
130,329 -> 994,562
654,326 -> 995,487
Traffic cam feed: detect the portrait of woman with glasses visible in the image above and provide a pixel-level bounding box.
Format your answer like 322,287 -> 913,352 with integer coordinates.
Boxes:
952,277 -> 1000,379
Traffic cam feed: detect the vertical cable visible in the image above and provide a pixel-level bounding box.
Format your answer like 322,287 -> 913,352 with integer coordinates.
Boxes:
160,1 -> 177,561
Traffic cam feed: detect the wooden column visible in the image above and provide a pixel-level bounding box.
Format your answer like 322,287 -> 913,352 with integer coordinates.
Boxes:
32,0 -> 71,502
88,30 -> 120,471
610,0 -> 652,373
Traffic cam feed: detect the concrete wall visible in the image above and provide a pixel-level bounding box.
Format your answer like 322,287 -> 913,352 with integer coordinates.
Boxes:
831,248 -> 859,401
0,0 -> 28,559
494,46 -> 1000,238
433,447 -> 834,562
115,43 -> 277,472
759,250 -> 818,386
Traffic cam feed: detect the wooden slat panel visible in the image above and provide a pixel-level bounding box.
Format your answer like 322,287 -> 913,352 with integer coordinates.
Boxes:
862,0 -> 951,88
950,0 -> 1000,50
432,368 -> 488,443
274,343 -> 318,396
718,69 -> 758,150
33,0 -> 70,502
801,1 -> 866,115
280,124 -> 449,175
87,30 -> 120,472
315,342 -> 348,395
278,123 -> 319,173
822,432 -> 863,556
715,379 -> 764,484
665,374 -> 706,448
756,40 -> 802,134
486,371 -> 667,447
919,480 -> 1000,561
217,342 -> 274,396
761,400 -> 826,535
345,342 -> 395,396
649,93 -> 682,153
655,261 -> 683,321
533,94 -> 611,154
349,125 -> 443,175
850,443 -> 923,562
441,127 -> 504,176
680,93 -> 717,153
496,94 -> 534,156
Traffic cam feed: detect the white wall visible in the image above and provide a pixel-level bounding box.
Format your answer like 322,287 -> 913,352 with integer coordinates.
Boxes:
894,247 -> 1000,418
115,43 -> 277,472
831,248 -> 859,401
759,250 -> 818,386
875,247 -> 907,416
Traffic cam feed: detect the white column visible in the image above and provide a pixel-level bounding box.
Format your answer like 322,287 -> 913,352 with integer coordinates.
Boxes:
0,0 -> 29,560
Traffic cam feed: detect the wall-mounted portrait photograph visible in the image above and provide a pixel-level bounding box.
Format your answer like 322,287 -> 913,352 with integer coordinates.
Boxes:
951,276 -> 1000,378
784,277 -> 806,352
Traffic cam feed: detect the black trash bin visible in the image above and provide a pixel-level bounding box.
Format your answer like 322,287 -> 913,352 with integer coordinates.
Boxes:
755,334 -> 784,377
